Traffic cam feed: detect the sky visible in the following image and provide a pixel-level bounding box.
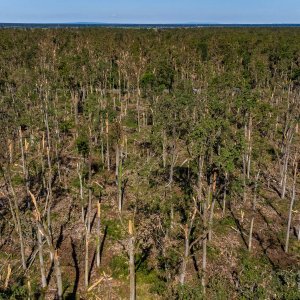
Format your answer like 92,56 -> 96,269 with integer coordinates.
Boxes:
0,0 -> 299,24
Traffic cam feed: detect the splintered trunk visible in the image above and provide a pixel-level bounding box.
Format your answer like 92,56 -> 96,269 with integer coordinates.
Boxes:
253,171 -> 259,211
248,217 -> 254,251
249,171 -> 260,252
46,146 -> 53,236
85,152 -> 93,287
208,197 -> 216,242
37,229 -> 47,288
84,229 -> 90,288
162,130 -> 167,168
285,162 -> 298,253
19,128 -> 29,199
179,225 -> 190,285
116,143 -> 123,212
54,251 -> 63,300
281,151 -> 290,199
197,156 -> 203,212
5,174 -> 26,270
128,221 -> 135,300
246,116 -> 252,179
12,198 -> 26,270
7,139 -> 13,164
137,97 -> 141,132
202,183 -> 210,294
222,172 -> 228,216
41,98 -> 54,241
242,155 -> 247,203
29,191 -> 63,298
77,163 -> 85,224
106,113 -> 110,171
281,127 -> 294,199
202,223 -> 207,294
96,201 -> 101,268
168,141 -> 177,187
208,171 -> 217,241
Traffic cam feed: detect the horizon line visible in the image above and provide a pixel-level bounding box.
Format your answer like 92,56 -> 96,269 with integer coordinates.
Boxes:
1,21 -> 300,25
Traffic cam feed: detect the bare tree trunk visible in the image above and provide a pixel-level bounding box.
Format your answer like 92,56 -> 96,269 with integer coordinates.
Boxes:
19,128 -> 29,196
248,171 -> 260,252
197,156 -> 203,212
202,228 -> 207,294
208,171 -> 217,241
84,229 -> 90,288
281,151 -> 290,199
53,251 -> 63,300
281,127 -> 294,199
222,172 -> 228,216
96,201 -> 101,268
77,163 -> 85,224
285,162 -> 298,253
179,225 -> 189,285
85,144 -> 93,288
253,171 -> 260,211
242,155 -> 247,203
41,96 -> 54,242
248,217 -> 254,251
162,130 -> 167,168
246,116 -> 252,179
168,140 -> 177,187
137,97 -> 141,133
128,220 -> 135,300
116,142 -> 123,212
6,174 -> 26,270
37,229 -> 47,288
208,197 -> 216,242
106,113 -> 110,171
29,191 -> 63,299
202,183 -> 210,294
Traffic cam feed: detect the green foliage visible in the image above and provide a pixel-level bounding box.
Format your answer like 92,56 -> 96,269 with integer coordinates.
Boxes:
216,216 -> 236,234
237,250 -> 269,299
0,278 -> 42,300
272,269 -> 300,299
102,219 -> 123,241
291,68 -> 300,81
11,174 -> 24,186
141,72 -> 156,89
124,109 -> 138,129
1,27 -> 299,299
207,245 -> 221,260
135,253 -> 166,295
76,135 -> 89,157
59,120 -> 74,134
156,60 -> 175,91
174,284 -> 203,300
208,275 -> 232,299
110,254 -> 128,279
197,42 -> 208,61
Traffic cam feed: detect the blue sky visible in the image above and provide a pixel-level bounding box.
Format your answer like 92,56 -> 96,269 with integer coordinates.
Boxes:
0,0 -> 299,24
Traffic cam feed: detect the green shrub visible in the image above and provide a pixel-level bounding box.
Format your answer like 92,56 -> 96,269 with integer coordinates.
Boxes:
110,255 -> 128,279
11,174 -> 24,186
102,219 -> 123,241
0,282 -> 28,299
76,136 -> 89,157
59,120 -> 74,134
174,284 -> 203,300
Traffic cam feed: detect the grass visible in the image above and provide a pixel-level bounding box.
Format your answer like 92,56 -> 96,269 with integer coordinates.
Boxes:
102,218 -> 124,241
215,216 -> 236,234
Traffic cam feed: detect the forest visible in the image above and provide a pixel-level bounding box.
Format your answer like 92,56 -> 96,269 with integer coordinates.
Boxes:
0,27 -> 299,299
